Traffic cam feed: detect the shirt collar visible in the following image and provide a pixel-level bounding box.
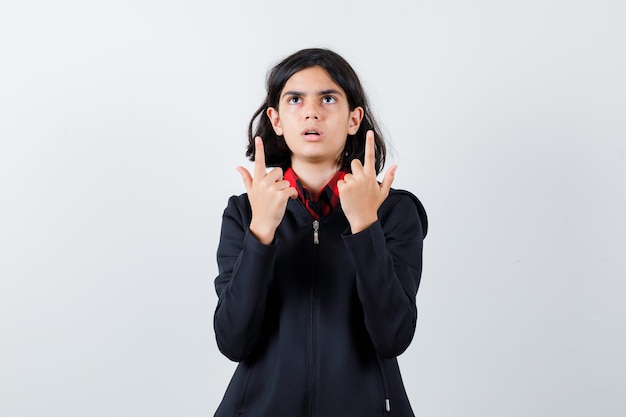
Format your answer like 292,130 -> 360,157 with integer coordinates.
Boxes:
284,167 -> 346,219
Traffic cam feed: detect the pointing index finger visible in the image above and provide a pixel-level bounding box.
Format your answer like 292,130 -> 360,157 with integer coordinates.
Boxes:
254,136 -> 267,178
363,130 -> 376,173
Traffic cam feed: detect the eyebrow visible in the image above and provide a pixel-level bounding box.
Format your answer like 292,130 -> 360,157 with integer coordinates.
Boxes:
281,89 -> 344,99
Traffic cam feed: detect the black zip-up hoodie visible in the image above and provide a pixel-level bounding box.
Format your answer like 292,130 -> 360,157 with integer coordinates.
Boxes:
214,189 -> 427,417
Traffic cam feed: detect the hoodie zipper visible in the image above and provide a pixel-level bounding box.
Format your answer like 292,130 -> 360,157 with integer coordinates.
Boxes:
306,220 -> 320,416
308,212 -> 389,414
312,220 -> 320,244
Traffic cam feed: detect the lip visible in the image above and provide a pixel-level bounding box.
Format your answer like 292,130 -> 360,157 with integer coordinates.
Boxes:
301,126 -> 323,140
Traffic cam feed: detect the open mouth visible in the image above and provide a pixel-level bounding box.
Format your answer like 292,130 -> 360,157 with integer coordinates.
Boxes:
302,127 -> 322,137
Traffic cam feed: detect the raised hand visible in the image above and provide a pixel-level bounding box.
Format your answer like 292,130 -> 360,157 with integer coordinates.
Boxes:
337,130 -> 397,233
237,137 -> 298,244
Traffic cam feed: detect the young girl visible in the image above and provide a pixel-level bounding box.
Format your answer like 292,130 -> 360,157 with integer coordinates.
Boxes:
214,48 -> 427,417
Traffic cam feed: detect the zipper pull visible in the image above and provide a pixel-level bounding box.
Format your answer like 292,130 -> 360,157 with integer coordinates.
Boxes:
385,399 -> 391,412
312,220 -> 319,244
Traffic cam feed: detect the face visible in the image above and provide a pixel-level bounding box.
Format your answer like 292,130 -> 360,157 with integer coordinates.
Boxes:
267,66 -> 363,169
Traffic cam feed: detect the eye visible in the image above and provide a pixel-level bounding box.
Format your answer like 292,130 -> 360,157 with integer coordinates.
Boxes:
322,95 -> 337,104
288,96 -> 302,104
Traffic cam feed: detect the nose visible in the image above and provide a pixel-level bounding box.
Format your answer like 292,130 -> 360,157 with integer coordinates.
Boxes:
304,102 -> 320,120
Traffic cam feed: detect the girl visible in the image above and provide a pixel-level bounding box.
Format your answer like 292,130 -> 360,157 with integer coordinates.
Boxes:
214,48 -> 427,417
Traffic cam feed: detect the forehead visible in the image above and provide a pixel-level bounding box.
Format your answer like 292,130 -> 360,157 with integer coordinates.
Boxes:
281,66 -> 344,94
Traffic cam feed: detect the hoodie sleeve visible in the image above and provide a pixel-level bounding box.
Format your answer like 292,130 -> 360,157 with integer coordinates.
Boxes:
213,195 -> 276,362
342,190 -> 427,358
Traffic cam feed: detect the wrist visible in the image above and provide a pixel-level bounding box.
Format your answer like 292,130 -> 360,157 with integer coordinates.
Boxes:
249,221 -> 275,245
349,216 -> 377,234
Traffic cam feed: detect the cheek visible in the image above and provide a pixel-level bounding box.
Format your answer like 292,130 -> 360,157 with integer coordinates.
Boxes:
280,115 -> 300,131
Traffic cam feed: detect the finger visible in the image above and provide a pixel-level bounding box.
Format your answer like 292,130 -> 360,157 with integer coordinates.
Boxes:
274,176 -> 297,199
254,136 -> 267,179
350,158 -> 363,176
236,166 -> 253,192
363,130 -> 376,173
284,186 -> 298,200
276,179 -> 293,190
266,167 -> 284,182
380,165 -> 397,195
336,179 -> 346,195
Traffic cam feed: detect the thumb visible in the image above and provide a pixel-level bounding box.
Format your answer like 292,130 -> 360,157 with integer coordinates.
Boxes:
236,166 -> 253,192
380,165 -> 397,196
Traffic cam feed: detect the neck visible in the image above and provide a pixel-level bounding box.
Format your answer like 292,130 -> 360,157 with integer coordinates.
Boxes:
290,160 -> 341,199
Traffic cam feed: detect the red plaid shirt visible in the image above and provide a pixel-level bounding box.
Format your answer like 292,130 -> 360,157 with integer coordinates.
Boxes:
284,167 -> 346,220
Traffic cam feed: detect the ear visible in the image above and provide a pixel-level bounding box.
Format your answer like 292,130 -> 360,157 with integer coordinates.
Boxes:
348,106 -> 364,135
266,107 -> 283,136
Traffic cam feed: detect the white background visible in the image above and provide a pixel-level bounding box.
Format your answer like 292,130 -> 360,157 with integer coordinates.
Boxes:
1,0 -> 625,416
